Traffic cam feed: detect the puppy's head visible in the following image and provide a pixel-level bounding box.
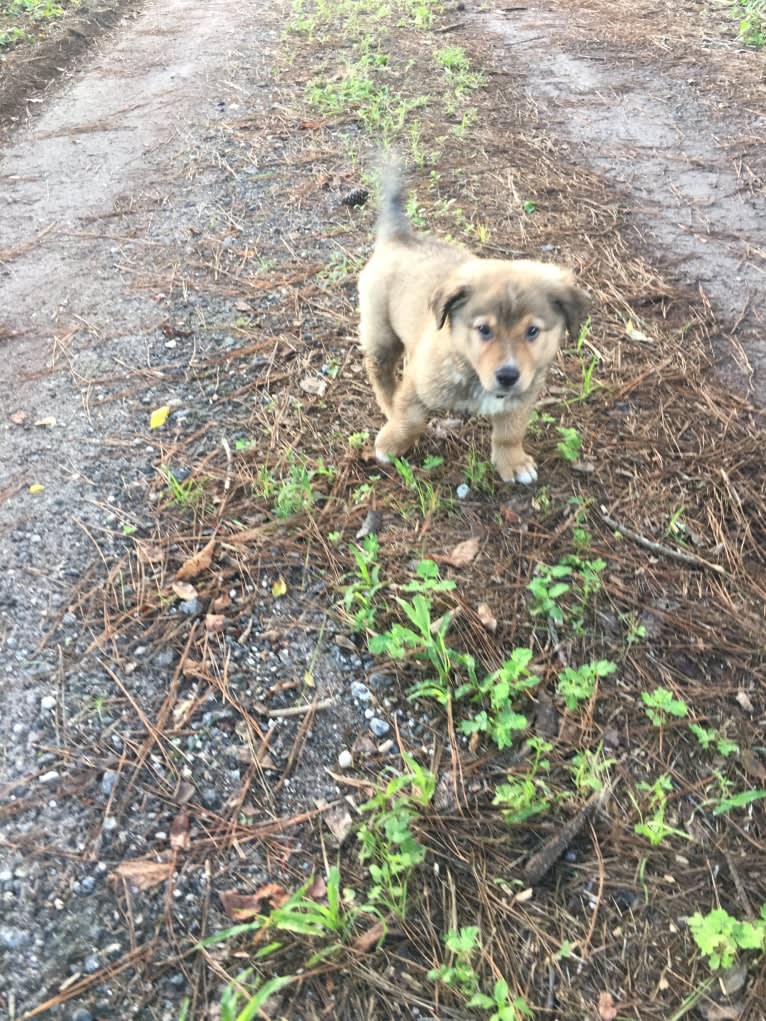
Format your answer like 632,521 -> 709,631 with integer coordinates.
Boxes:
430,261 -> 589,400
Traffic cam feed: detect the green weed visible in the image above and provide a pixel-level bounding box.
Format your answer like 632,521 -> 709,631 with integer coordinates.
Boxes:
556,425 -> 582,463
688,723 -> 738,758
493,738 -> 554,824
358,751 -> 435,917
557,659 -> 616,712
632,774 -> 690,847
688,905 -> 766,970
641,687 -> 689,727
734,0 -> 765,46
160,467 -> 205,508
341,534 -> 386,633
254,454 -> 334,519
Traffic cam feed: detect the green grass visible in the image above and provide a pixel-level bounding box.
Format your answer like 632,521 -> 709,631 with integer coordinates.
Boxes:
734,0 -> 765,46
0,0 -> 73,48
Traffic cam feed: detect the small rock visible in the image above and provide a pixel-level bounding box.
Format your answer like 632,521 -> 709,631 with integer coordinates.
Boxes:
38,770 -> 59,784
0,927 -> 31,951
80,876 -> 96,894
179,598 -> 201,616
368,672 -> 393,691
350,681 -> 372,703
40,695 -> 56,711
456,483 -> 470,500
369,717 -> 390,738
83,953 -> 100,974
70,1010 -> 93,1021
101,771 -> 118,796
200,786 -> 220,809
337,749 -> 353,769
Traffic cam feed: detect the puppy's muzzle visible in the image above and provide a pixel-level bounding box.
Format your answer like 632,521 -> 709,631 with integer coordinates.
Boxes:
495,364 -> 520,390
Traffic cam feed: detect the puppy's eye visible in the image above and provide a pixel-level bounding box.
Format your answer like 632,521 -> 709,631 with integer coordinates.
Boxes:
476,323 -> 493,341
525,324 -> 540,341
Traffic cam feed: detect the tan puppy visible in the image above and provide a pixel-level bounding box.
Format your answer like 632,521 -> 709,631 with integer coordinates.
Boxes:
358,169 -> 589,483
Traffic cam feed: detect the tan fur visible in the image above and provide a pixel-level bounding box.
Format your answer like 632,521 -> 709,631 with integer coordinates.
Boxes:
358,183 -> 589,484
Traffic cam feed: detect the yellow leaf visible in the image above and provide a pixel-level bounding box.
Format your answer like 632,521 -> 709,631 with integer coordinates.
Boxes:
34,416 -> 57,428
271,577 -> 287,598
28,483 -> 45,494
150,406 -> 171,430
304,671 -> 315,688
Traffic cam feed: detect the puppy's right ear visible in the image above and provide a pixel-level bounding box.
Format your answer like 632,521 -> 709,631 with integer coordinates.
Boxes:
430,283 -> 470,330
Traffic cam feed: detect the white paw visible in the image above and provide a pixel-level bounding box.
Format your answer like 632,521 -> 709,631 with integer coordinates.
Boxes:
375,447 -> 392,464
499,460 -> 538,485
514,463 -> 538,485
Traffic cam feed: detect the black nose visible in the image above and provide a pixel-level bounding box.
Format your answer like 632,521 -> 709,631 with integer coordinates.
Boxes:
495,365 -> 520,388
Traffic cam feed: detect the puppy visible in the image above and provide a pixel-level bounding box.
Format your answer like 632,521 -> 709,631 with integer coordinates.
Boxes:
358,168 -> 589,483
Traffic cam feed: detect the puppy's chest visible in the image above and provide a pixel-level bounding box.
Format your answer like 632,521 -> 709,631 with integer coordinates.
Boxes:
441,371 -> 514,418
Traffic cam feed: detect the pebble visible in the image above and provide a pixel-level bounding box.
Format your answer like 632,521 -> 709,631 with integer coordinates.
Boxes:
84,953 -> 100,974
0,927 -> 31,951
71,1010 -> 93,1021
350,681 -> 371,703
369,717 -> 390,737
200,786 -> 220,809
80,876 -> 96,894
39,770 -> 60,784
456,483 -> 470,500
179,598 -> 201,616
101,771 -> 118,796
40,695 -> 56,711
368,671 -> 393,691
337,749 -> 353,769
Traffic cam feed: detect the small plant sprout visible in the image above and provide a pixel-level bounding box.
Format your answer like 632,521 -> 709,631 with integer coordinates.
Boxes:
689,723 -> 739,758
430,926 -> 533,1019
527,562 -> 571,624
522,200 -> 537,214
688,906 -> 766,971
347,430 -> 369,449
632,774 -> 690,847
493,738 -> 554,824
622,612 -> 647,647
341,534 -> 385,633
557,660 -> 616,712
556,425 -> 582,463
458,647 -> 538,750
570,744 -> 616,794
642,688 -> 689,727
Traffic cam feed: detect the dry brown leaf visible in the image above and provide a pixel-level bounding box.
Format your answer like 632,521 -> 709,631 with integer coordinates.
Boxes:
169,812 -> 191,852
741,748 -> 766,781
477,602 -> 497,632
299,375 -> 328,397
212,592 -> 232,613
598,991 -> 618,1021
736,690 -> 755,713
205,613 -> 226,633
501,504 -> 522,525
171,581 -> 197,602
108,859 -> 173,891
446,537 -> 480,568
305,874 -> 327,900
10,409 -> 29,425
324,803 -> 354,845
136,542 -> 164,564
220,883 -> 290,921
176,537 -> 215,581
353,919 -> 386,953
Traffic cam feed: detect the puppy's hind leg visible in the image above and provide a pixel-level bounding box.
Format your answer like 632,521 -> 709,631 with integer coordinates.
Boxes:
360,315 -> 403,420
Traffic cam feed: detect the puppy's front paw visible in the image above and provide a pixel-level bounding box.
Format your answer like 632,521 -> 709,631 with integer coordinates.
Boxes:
495,453 -> 538,485
374,446 -> 392,465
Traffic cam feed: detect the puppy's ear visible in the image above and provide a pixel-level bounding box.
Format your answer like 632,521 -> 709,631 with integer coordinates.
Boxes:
430,283 -> 471,330
551,282 -> 590,341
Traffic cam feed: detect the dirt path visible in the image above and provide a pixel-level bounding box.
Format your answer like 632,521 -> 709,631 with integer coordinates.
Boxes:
0,1 -> 764,1018
475,0 -> 766,399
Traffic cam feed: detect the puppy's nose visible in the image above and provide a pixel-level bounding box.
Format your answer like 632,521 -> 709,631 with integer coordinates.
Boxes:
495,365 -> 520,389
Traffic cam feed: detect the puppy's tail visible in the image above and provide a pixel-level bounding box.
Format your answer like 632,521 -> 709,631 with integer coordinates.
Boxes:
375,156 -> 413,247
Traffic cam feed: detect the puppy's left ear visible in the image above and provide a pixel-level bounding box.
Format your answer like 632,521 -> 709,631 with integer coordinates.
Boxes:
552,282 -> 590,341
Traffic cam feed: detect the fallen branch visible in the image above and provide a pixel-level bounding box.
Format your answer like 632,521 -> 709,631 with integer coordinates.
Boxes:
599,507 -> 725,575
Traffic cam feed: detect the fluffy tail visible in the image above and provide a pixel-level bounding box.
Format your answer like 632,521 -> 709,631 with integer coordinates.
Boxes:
375,156 -> 412,246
